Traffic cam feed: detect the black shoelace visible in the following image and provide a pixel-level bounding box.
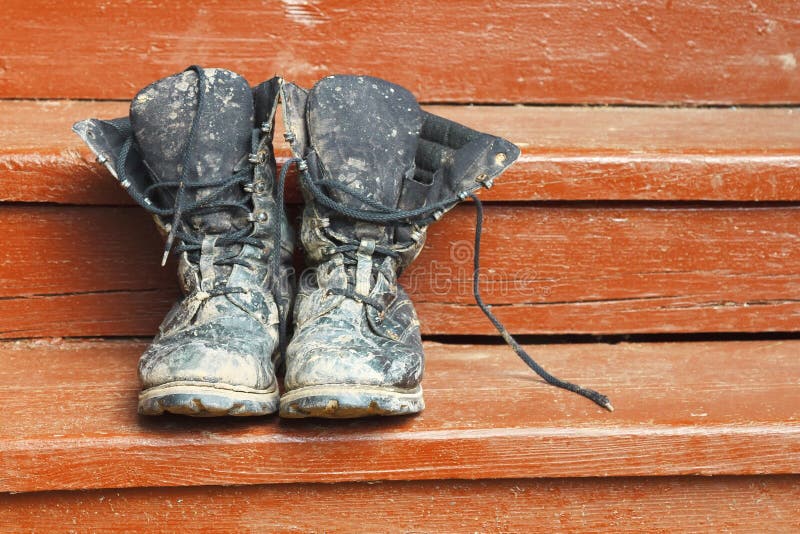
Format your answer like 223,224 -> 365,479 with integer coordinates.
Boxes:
469,193 -> 613,411
326,243 -> 399,317
115,65 -> 265,298
293,163 -> 613,411
110,65 -> 612,410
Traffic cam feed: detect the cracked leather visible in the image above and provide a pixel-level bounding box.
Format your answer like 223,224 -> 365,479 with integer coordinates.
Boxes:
73,69 -> 294,397
281,75 -> 519,398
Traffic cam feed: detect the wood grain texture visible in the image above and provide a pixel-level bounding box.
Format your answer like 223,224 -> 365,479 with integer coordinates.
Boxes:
2,101 -> 799,205
1,1 -> 799,103
2,204 -> 798,338
1,338 -> 799,492
1,476 -> 798,532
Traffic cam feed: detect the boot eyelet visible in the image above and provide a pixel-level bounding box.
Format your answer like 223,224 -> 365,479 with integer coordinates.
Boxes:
475,173 -> 494,189
248,212 -> 269,223
248,152 -> 266,165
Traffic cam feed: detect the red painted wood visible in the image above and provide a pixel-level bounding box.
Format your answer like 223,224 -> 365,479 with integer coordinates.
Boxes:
2,1 -> 799,103
2,101 -> 799,205
1,477 -> 798,531
0,291 -> 178,339
1,204 -> 798,338
1,339 -> 799,492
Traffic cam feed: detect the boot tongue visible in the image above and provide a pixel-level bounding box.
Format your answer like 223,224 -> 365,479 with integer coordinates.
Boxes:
129,68 -> 254,233
307,75 -> 422,241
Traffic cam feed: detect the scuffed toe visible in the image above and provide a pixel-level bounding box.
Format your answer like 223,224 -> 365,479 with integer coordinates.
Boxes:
139,340 -> 274,391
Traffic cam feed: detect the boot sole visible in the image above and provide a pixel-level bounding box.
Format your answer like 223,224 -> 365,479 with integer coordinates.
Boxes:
138,381 -> 279,417
279,384 -> 424,419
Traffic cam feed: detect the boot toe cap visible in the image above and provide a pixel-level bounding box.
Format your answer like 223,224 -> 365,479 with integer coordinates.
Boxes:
284,335 -> 422,391
139,341 -> 274,390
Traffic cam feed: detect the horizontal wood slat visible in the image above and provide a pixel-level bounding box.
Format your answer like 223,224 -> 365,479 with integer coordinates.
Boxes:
1,339 -> 798,492
2,1 -> 799,103
2,101 -> 799,205
2,204 -> 798,338
2,476 -> 798,531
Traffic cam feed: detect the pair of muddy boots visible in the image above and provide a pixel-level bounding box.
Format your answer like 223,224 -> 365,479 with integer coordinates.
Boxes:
76,67 -> 609,419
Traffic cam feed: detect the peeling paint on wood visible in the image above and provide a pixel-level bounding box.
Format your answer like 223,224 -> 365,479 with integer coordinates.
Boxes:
1,1 -> 799,103
1,205 -> 798,337
2,101 -> 799,204
1,339 -> 799,492
1,476 -> 799,531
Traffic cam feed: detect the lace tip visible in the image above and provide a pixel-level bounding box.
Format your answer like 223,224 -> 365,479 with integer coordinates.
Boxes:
161,229 -> 177,267
600,399 -> 614,412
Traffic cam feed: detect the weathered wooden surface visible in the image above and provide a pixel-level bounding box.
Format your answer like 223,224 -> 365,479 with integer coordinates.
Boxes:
2,101 -> 799,205
1,339 -> 798,492
2,204 -> 798,338
1,476 -> 798,532
2,1 -> 799,103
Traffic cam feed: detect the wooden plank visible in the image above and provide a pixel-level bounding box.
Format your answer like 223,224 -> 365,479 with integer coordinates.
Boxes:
1,339 -> 799,492
1,476 -> 798,532
2,1 -> 799,103
0,291 -> 177,340
2,101 -> 799,205
2,204 -> 799,338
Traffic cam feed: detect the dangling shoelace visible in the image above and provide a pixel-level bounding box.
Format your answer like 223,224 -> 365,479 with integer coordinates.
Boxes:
115,65 -> 266,297
469,193 -> 613,411
290,162 -> 613,411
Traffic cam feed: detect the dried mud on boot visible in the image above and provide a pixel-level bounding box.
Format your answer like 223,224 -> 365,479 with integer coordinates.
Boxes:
74,67 -> 294,417
278,75 -> 518,418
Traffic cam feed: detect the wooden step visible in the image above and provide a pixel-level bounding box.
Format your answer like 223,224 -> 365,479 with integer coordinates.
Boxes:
3,204 -> 800,338
2,476 -> 798,531
2,339 -> 798,493
2,2 -> 799,103
1,101 -> 798,338
2,101 -> 799,205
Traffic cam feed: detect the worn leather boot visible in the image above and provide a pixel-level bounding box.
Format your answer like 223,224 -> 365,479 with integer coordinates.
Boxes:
277,75 -> 520,418
73,67 -> 293,416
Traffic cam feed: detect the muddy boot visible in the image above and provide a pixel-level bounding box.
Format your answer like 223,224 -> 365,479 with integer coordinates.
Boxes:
73,67 -> 294,416
275,75 -> 518,418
